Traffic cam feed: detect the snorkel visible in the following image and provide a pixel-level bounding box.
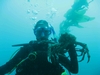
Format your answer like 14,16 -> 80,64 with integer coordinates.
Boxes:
49,24 -> 57,42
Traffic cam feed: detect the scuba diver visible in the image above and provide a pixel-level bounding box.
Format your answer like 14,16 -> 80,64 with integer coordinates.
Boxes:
72,0 -> 94,10
59,0 -> 95,34
0,20 -> 79,75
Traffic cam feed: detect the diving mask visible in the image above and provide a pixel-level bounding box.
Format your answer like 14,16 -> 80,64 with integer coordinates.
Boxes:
34,26 -> 51,36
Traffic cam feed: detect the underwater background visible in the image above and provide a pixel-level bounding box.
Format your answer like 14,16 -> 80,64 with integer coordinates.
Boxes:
0,0 -> 100,75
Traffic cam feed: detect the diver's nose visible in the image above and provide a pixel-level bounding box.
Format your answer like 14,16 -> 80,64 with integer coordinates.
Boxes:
41,32 -> 45,37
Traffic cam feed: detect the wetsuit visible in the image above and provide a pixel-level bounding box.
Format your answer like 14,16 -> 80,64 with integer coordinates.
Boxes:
0,40 -> 78,75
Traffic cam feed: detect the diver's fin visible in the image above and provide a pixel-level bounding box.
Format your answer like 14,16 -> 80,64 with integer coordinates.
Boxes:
75,8 -> 87,15
89,0 -> 94,4
73,23 -> 84,28
77,15 -> 95,23
64,9 -> 73,18
12,41 -> 37,47
12,43 -> 29,47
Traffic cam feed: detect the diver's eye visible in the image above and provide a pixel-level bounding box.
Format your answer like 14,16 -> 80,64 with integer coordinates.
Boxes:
36,29 -> 42,33
35,27 -> 51,35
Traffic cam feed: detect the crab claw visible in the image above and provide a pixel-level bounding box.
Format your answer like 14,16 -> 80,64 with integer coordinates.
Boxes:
87,52 -> 90,63
75,42 -> 91,63
78,52 -> 86,62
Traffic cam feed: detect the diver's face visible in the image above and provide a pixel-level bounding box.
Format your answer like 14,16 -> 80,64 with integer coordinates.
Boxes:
34,25 -> 51,41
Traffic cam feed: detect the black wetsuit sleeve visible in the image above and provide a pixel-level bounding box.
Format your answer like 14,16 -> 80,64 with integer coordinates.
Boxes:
58,44 -> 78,74
0,46 -> 29,75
